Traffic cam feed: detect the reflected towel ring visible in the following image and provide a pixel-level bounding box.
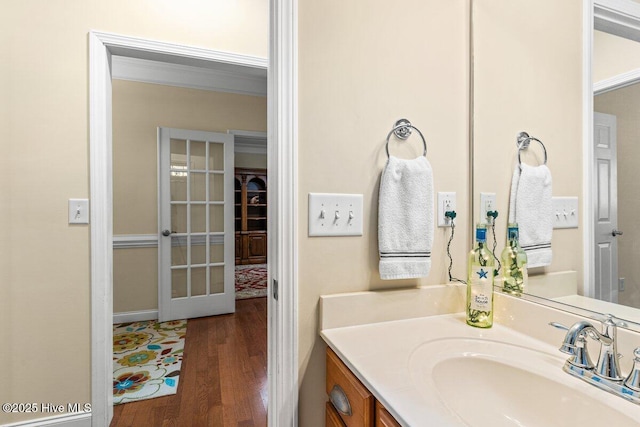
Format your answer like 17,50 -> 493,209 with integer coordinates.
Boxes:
517,131 -> 547,166
385,119 -> 427,158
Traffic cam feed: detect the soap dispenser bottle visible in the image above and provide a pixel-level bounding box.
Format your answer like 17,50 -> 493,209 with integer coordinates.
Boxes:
467,223 -> 494,328
500,223 -> 528,295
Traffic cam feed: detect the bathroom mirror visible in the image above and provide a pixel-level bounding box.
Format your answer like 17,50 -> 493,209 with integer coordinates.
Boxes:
472,0 -> 640,330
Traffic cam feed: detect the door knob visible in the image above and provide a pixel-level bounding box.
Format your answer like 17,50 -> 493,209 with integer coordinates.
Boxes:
612,229 -> 623,237
162,229 -> 172,237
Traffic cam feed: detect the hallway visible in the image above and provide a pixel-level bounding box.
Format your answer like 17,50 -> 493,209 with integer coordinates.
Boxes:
110,298 -> 267,426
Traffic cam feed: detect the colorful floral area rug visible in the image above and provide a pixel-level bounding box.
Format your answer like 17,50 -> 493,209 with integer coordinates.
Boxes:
113,319 -> 187,405
235,263 -> 268,299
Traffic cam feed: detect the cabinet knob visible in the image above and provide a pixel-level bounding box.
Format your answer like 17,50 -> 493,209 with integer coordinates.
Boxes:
329,384 -> 352,416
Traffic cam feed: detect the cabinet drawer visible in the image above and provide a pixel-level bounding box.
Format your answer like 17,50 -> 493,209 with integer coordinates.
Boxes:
326,348 -> 374,427
326,402 -> 346,427
375,401 -> 401,427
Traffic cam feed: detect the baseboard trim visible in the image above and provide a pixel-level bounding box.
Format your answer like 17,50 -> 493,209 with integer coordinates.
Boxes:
113,309 -> 158,324
1,412 -> 91,427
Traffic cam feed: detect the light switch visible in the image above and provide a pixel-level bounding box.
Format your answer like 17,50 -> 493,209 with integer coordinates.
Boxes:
69,199 -> 90,224
308,193 -> 363,236
552,196 -> 578,229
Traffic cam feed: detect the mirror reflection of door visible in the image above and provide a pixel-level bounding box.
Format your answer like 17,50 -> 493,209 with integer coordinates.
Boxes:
595,81 -> 640,309
592,112 -> 618,304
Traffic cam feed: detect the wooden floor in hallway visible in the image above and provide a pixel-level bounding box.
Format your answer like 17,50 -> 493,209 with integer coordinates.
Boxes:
110,297 -> 267,427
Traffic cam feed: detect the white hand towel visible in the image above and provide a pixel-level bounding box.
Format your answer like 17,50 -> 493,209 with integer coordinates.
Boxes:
508,163 -> 553,268
378,156 -> 434,280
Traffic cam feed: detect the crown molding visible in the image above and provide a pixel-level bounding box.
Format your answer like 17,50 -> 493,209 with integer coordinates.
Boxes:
112,56 -> 267,97
595,0 -> 640,42
229,130 -> 267,154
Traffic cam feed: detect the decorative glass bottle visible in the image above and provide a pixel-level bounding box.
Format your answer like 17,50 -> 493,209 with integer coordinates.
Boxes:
467,223 -> 494,328
501,223 -> 528,295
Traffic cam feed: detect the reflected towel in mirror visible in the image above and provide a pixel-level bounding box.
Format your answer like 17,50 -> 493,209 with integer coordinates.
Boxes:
508,163 -> 553,268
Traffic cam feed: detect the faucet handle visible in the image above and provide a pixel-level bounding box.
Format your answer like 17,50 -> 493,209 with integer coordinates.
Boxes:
592,313 -> 627,328
549,322 -> 568,331
623,348 -> 640,392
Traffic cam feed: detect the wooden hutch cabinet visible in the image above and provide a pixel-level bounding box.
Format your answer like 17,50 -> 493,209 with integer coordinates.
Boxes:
235,168 -> 267,265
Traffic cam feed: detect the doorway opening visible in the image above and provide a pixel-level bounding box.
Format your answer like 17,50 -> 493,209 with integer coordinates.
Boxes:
89,31 -> 298,426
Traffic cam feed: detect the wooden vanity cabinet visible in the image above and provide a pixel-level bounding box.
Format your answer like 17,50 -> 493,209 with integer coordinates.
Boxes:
375,402 -> 402,427
326,348 -> 401,427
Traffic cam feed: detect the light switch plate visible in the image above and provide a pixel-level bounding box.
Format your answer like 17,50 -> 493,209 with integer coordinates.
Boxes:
308,193 -> 363,236
69,199 -> 90,224
552,196 -> 578,229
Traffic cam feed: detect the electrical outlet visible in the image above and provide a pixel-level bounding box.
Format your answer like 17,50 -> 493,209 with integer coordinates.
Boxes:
479,192 -> 496,224
619,277 -> 625,292
438,192 -> 457,227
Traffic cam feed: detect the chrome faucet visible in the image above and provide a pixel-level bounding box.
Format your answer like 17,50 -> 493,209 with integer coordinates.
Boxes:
550,314 -> 640,405
553,316 -> 623,381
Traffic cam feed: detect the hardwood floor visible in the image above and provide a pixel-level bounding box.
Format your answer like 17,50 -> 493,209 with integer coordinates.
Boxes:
110,298 -> 267,427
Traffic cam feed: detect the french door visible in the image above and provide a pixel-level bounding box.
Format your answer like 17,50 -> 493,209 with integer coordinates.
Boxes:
158,127 -> 235,321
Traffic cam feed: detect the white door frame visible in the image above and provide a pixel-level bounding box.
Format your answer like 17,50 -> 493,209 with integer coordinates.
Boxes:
89,6 -> 298,425
584,0 -> 640,298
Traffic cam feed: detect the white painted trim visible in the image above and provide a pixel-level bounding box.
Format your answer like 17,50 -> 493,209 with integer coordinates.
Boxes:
230,130 -> 268,155
268,0 -> 299,425
112,233 -> 223,249
1,412 -> 91,427
594,0 -> 640,41
584,1 -> 595,299
89,31 -> 295,427
112,56 -> 267,97
235,140 -> 268,155
89,31 -> 114,427
113,234 -> 158,249
113,309 -> 158,324
594,68 -> 640,94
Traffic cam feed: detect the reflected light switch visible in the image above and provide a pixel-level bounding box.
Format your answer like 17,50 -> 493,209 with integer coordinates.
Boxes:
69,199 -> 90,224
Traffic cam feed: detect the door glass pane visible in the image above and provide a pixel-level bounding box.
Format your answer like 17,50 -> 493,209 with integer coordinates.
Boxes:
210,241 -> 224,263
210,204 -> 224,232
191,140 -> 207,170
171,236 -> 188,266
191,240 -> 206,265
170,139 -> 187,169
209,173 -> 224,201
191,267 -> 206,296
210,265 -> 224,294
190,172 -> 206,201
171,204 -> 187,233
170,174 -> 187,201
191,204 -> 206,232
172,268 -> 187,298
210,142 -> 224,170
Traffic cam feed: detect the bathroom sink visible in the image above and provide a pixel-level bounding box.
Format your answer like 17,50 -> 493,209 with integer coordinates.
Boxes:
408,338 -> 639,427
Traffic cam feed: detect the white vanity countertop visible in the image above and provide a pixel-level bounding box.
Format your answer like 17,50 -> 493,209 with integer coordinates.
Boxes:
321,311 -> 640,427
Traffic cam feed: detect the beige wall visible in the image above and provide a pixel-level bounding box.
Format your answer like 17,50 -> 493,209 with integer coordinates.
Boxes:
112,80 -> 266,314
298,0 -> 470,423
472,0 -> 583,287
595,84 -> 640,309
594,30 -> 640,83
0,1 -> 267,424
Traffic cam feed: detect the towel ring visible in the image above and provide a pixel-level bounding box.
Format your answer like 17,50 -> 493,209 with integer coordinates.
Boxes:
385,119 -> 427,158
516,131 -> 547,166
